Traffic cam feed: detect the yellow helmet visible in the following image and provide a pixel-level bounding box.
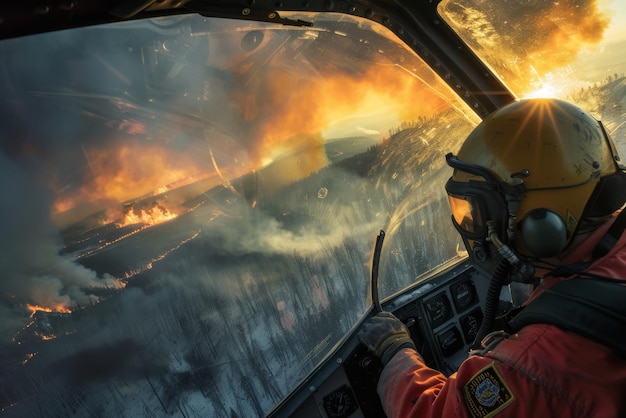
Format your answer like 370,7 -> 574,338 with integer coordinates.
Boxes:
445,98 -> 626,258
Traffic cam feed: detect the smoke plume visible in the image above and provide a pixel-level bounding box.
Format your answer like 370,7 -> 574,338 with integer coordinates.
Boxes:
441,0 -> 611,94
0,154 -> 123,342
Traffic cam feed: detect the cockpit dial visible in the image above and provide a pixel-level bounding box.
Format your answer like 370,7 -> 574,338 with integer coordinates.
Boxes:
322,385 -> 358,418
424,293 -> 452,327
451,280 -> 476,313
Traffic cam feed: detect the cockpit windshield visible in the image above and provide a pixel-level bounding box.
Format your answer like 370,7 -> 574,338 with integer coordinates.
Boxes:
2,1 -> 626,416
1,13 -> 477,416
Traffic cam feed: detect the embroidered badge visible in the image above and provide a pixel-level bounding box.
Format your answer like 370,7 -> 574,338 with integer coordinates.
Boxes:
463,363 -> 515,418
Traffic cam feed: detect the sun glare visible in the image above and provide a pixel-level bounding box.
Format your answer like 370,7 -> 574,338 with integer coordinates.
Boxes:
523,84 -> 558,99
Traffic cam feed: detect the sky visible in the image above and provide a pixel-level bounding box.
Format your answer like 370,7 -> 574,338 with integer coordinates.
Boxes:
602,0 -> 626,41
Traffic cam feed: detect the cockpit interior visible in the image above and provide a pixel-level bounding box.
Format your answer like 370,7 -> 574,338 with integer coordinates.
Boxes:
1,1 -> 625,417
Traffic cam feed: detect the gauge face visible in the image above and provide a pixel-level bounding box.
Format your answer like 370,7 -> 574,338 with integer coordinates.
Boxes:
451,280 -> 476,313
461,308 -> 484,344
424,293 -> 452,327
322,385 -> 358,418
437,325 -> 464,357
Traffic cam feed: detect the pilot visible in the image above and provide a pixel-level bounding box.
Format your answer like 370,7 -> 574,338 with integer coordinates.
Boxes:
359,98 -> 626,417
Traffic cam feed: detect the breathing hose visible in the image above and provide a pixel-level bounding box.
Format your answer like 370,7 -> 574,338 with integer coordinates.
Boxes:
470,220 -> 532,351
470,257 -> 510,351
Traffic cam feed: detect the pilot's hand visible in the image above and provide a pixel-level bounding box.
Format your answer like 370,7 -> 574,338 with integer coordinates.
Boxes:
358,311 -> 416,366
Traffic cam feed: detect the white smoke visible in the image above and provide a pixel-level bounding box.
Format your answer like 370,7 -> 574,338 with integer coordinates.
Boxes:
0,153 -> 118,343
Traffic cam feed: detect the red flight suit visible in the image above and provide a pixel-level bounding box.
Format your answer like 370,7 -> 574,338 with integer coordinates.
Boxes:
377,214 -> 626,417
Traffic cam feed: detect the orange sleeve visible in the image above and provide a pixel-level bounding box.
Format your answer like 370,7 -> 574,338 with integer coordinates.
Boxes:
377,349 -> 523,418
377,323 -> 626,417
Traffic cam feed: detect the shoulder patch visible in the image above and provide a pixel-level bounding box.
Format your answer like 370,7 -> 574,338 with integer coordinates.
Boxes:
463,363 -> 515,418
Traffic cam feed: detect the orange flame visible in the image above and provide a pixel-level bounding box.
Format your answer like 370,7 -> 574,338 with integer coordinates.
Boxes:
21,352 -> 36,365
117,204 -> 178,227
51,140 -> 221,227
84,143 -> 205,204
26,304 -> 72,317
243,63 -> 450,166
113,279 -> 127,289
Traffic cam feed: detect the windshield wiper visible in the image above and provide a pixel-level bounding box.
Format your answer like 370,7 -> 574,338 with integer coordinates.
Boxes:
371,229 -> 385,313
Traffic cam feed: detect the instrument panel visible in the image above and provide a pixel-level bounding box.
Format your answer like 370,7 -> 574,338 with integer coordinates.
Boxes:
271,261 -> 507,418
379,261 -> 490,375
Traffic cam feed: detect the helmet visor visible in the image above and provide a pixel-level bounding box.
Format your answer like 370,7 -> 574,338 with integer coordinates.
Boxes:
447,192 -> 485,236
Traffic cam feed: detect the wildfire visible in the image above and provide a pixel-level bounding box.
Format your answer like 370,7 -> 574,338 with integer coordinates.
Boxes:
50,27 -> 458,227
117,204 -> 178,227
120,230 -> 201,280
22,352 -> 36,365
83,142 -> 210,205
26,304 -> 72,317
243,62 -> 451,168
50,139 -> 222,228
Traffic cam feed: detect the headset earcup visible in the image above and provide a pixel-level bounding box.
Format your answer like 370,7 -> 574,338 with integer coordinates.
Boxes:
519,209 -> 567,258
